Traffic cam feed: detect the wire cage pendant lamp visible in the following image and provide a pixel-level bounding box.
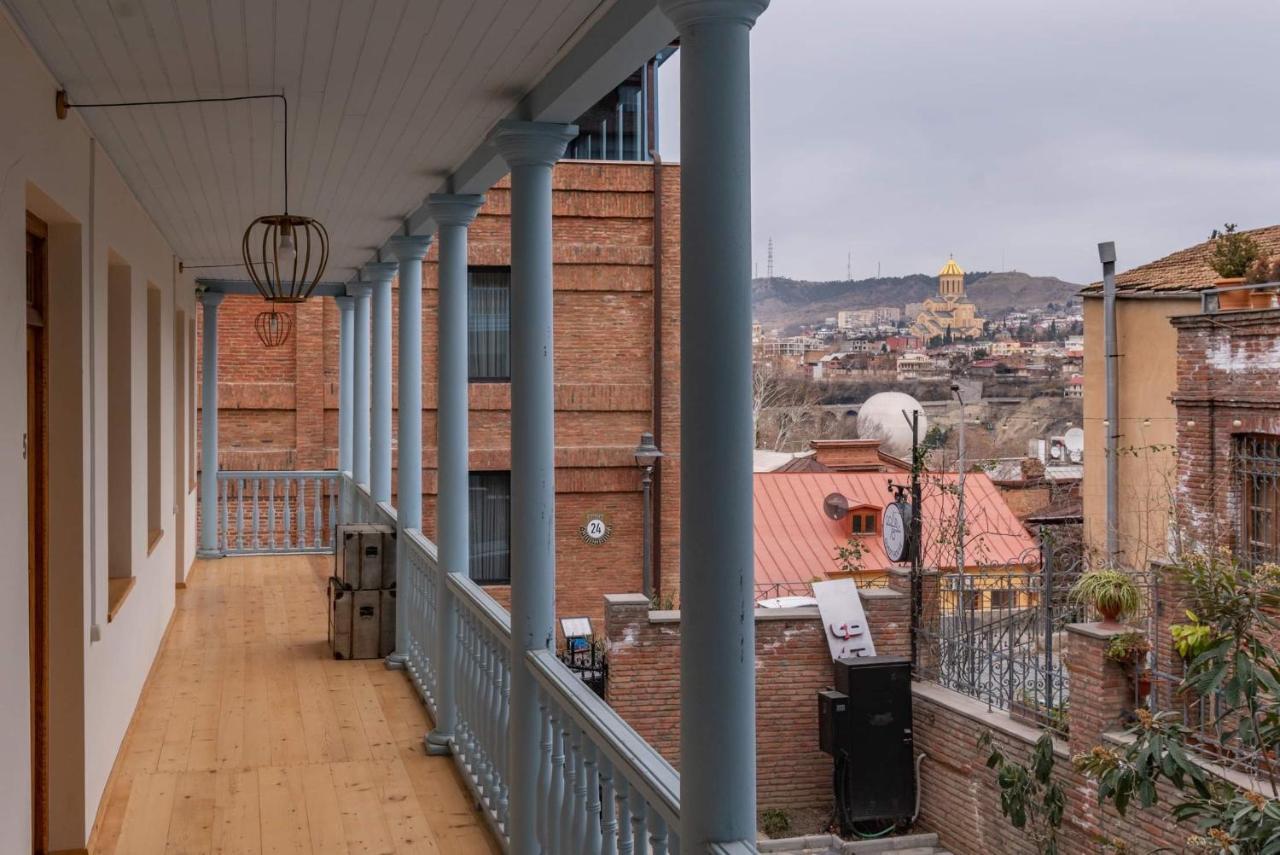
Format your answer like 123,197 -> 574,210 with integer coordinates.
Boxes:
241,97 -> 329,303
254,308 -> 293,348
56,90 -> 330,304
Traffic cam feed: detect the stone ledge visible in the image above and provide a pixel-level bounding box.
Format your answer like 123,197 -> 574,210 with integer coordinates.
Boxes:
1066,621 -> 1141,640
1103,729 -> 1272,795
912,680 -> 1069,759
604,593 -> 650,607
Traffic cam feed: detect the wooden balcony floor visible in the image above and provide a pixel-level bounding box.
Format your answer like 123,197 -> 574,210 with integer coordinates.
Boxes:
92,554 -> 500,855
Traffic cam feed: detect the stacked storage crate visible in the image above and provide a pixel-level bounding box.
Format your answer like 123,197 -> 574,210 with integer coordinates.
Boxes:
329,525 -> 397,659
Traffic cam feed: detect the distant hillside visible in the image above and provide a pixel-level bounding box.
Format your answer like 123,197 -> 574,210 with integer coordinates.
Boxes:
752,270 -> 1083,329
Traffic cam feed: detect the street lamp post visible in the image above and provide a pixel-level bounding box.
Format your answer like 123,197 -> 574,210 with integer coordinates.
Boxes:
633,432 -> 663,600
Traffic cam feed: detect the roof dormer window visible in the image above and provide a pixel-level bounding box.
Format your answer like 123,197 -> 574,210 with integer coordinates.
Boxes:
848,506 -> 878,536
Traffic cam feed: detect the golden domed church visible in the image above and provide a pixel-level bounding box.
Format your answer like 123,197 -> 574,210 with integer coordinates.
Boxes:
909,257 -> 985,341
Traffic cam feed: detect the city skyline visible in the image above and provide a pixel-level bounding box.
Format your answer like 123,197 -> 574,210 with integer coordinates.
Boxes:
658,0 -> 1280,284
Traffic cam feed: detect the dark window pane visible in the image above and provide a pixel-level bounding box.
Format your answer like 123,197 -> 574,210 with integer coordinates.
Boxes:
468,266 -> 510,382
469,471 -> 511,584
1236,435 -> 1280,566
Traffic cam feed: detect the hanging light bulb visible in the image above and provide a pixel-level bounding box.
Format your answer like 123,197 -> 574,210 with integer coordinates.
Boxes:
277,222 -> 297,269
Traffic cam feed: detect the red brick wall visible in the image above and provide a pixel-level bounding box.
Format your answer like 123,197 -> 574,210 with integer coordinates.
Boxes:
198,161 -> 682,629
603,586 -> 911,812
1171,308 -> 1280,555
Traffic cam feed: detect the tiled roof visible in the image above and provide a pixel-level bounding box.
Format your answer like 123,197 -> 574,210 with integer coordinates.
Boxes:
754,472 -> 1038,590
1080,224 -> 1280,295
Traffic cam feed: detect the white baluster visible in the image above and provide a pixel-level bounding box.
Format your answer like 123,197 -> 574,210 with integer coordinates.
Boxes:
251,478 -> 260,551
599,754 -> 617,855
614,775 -> 633,855
268,478 -> 277,551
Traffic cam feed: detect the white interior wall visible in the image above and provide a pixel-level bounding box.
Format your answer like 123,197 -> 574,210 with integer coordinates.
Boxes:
0,10 -> 196,850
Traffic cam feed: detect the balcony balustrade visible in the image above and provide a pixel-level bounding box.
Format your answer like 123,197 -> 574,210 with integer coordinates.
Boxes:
342,474 -> 687,852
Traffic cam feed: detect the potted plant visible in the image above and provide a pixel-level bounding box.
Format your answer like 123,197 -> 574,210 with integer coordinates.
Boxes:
1208,223 -> 1262,310
1106,630 -> 1153,702
1244,255 -> 1280,309
1069,568 -> 1141,625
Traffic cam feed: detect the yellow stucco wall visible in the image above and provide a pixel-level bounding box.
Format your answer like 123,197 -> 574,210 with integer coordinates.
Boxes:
1082,295 -> 1199,568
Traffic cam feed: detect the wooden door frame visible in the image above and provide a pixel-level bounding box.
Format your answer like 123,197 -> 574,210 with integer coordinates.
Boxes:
26,211 -> 50,855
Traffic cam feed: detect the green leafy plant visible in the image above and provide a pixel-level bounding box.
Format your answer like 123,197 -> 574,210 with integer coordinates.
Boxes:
833,536 -> 867,576
1169,610 -> 1217,662
649,591 -> 675,610
1074,552 -> 1280,851
760,808 -> 791,838
1070,569 -> 1141,623
1105,630 -> 1152,666
979,729 -> 1065,854
1208,223 -> 1262,279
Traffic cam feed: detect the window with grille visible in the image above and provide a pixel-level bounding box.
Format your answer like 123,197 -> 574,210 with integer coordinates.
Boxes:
468,266 -> 510,382
469,471 -> 511,584
1236,434 -> 1280,566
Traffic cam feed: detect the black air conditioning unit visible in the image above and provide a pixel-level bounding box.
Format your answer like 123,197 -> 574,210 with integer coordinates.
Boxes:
817,656 -> 914,831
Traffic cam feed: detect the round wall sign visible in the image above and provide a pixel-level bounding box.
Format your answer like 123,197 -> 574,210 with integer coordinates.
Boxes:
580,515 -> 612,544
883,500 -> 912,563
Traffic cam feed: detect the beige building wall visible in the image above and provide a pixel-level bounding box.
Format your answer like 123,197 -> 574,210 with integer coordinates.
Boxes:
1,12 -> 197,851
1082,295 -> 1198,569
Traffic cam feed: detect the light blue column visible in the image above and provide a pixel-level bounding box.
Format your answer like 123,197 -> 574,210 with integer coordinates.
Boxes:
659,0 -> 768,849
366,261 -> 399,505
197,290 -> 225,557
423,193 -> 484,754
336,296 -> 355,475
489,119 -> 576,854
385,235 -> 433,671
352,282 -> 372,487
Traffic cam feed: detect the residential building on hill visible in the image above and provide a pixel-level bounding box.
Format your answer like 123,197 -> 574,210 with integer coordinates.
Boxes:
909,257 -> 986,341
1079,224 -> 1280,568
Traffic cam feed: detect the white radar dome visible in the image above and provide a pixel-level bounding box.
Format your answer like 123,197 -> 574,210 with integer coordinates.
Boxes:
856,391 -> 928,459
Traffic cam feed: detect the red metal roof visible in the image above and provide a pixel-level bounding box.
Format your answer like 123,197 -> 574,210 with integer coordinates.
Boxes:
754,471 -> 1038,588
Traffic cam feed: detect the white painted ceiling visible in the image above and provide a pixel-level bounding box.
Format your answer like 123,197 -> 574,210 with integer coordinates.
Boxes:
5,0 -> 613,279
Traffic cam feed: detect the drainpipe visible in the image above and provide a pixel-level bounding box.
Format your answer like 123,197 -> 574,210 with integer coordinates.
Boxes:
1099,241 -> 1119,564
648,59 -> 664,596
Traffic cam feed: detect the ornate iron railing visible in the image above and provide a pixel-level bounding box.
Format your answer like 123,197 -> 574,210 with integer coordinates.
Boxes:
215,470 -> 338,554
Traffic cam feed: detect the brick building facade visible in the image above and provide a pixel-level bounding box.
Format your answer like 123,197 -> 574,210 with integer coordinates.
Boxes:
198,161 -> 682,629
1171,306 -> 1280,562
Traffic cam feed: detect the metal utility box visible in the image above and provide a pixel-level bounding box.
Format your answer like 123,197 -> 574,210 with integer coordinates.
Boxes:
336,524 -> 396,590
817,688 -> 849,756
352,589 -> 382,659
328,578 -> 354,660
820,656 -> 915,829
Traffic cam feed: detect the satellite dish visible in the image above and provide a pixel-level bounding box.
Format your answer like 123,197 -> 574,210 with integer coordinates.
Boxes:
823,492 -> 850,521
1049,444 -> 1063,460
1064,427 -> 1084,454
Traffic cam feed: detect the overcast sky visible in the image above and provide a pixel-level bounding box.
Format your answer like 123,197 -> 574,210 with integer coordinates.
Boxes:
657,1 -> 1280,284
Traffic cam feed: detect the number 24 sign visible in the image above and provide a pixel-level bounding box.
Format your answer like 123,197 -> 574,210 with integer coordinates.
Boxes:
580,515 -> 611,544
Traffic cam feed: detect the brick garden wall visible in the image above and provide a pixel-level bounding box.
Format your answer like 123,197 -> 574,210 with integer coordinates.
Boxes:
606,577 -> 1253,852
198,161 -> 682,631
603,583 -> 911,812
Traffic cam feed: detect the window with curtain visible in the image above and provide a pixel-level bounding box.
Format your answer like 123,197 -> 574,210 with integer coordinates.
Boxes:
468,266 -> 510,382
469,471 -> 511,584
